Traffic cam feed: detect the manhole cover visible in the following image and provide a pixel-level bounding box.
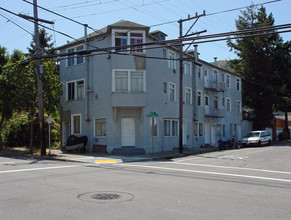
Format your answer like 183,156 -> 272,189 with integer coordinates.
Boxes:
78,191 -> 134,203
91,193 -> 120,200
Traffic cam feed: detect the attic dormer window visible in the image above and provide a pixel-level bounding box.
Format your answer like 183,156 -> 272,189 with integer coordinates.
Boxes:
115,32 -> 128,51
113,30 -> 145,53
130,33 -> 143,52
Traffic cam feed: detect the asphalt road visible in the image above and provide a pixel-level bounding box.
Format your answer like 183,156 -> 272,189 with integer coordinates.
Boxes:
0,144 -> 291,220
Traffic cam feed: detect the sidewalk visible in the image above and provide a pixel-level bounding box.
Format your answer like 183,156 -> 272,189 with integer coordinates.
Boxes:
0,145 -> 218,163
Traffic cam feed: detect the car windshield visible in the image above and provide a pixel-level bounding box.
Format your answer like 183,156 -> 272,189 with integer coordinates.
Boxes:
246,132 -> 260,137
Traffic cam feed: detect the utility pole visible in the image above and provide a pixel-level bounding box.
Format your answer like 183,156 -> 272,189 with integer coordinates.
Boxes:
178,20 -> 183,154
178,12 -> 206,154
33,0 -> 46,156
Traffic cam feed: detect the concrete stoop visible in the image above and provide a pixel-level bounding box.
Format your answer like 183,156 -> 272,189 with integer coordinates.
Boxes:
111,146 -> 146,155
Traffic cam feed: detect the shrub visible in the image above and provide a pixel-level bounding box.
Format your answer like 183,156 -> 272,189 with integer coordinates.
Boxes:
278,131 -> 289,141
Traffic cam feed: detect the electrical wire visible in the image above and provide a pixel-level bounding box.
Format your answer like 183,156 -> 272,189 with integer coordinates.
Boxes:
0,13 -> 33,35
149,0 -> 283,28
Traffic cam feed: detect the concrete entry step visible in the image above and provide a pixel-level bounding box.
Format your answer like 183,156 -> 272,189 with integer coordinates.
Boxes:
111,146 -> 145,155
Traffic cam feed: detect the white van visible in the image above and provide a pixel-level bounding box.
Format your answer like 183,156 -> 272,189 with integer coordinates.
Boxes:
242,131 -> 272,147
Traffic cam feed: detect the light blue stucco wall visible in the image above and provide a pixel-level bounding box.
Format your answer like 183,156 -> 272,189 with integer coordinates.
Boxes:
60,26 -> 242,153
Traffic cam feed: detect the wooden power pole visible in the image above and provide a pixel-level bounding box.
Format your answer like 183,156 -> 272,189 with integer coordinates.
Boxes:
178,12 -> 206,154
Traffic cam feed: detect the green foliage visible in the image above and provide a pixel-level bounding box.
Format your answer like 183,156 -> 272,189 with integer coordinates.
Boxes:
278,131 -> 289,141
2,112 -> 60,148
228,5 -> 286,130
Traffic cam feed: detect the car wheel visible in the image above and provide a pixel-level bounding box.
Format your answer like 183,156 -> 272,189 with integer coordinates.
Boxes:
268,140 -> 271,146
258,141 -> 261,147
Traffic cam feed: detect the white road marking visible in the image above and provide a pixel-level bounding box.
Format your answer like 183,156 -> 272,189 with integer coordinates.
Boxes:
115,164 -> 291,183
0,162 -> 16,165
165,162 -> 291,175
0,165 -> 80,174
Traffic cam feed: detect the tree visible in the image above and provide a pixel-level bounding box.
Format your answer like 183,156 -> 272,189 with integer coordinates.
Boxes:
228,5 -> 283,130
273,41 -> 291,138
28,28 -> 55,55
0,46 -> 11,150
1,59 -> 62,152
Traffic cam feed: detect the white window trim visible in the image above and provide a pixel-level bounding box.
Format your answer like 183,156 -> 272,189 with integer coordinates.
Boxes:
112,69 -> 146,93
185,87 -> 192,105
197,66 -> 202,79
236,100 -> 242,113
66,78 -> 86,101
226,98 -> 231,112
164,119 -> 179,137
184,61 -> 192,75
112,29 -> 146,53
152,119 -> 159,137
94,117 -> 106,137
213,69 -> 218,82
66,44 -> 85,67
168,82 -> 176,102
168,50 -> 176,70
204,95 -> 209,106
71,114 -> 82,135
236,78 -> 241,91
226,74 -> 231,88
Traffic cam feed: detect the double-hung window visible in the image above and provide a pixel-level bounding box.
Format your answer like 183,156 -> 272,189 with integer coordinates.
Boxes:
226,74 -> 230,88
76,46 -> 84,64
131,71 -> 143,92
67,79 -> 85,100
115,32 -> 128,52
164,120 -> 170,136
72,114 -> 81,134
214,70 -> 218,82
130,33 -> 143,52
113,70 -> 145,92
185,87 -> 192,104
164,119 -> 178,136
184,62 -> 191,75
236,100 -> 241,113
168,51 -> 175,69
67,45 -> 84,67
67,48 -> 75,67
95,118 -> 106,137
197,91 -> 202,106
169,83 -> 176,101
214,95 -> 219,109
226,98 -> 231,112
194,122 -> 203,137
114,31 -> 144,53
172,121 -> 178,136
197,66 -> 202,79
236,78 -> 241,91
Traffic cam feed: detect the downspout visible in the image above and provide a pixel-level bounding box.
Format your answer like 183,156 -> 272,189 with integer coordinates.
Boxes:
193,45 -> 199,120
84,24 -> 90,121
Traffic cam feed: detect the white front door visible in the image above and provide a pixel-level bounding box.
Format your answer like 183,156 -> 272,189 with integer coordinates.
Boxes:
121,118 -> 135,146
205,124 -> 210,144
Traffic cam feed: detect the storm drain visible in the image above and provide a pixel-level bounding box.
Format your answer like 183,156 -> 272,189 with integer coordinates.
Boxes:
91,193 -> 120,200
78,191 -> 134,203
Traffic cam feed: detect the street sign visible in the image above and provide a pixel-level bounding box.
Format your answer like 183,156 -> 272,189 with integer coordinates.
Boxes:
47,116 -> 52,124
147,111 -> 158,118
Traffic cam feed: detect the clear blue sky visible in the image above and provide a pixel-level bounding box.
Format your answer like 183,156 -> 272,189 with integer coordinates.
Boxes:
0,0 -> 290,62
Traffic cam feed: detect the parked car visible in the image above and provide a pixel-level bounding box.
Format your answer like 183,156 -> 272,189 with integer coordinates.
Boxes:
242,131 -> 271,147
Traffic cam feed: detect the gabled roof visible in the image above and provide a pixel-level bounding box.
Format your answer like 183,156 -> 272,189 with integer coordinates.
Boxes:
57,20 -> 149,50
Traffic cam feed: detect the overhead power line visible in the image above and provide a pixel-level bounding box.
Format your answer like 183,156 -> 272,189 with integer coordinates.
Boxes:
149,0 -> 282,28
0,13 -> 33,35
26,23 -> 291,61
